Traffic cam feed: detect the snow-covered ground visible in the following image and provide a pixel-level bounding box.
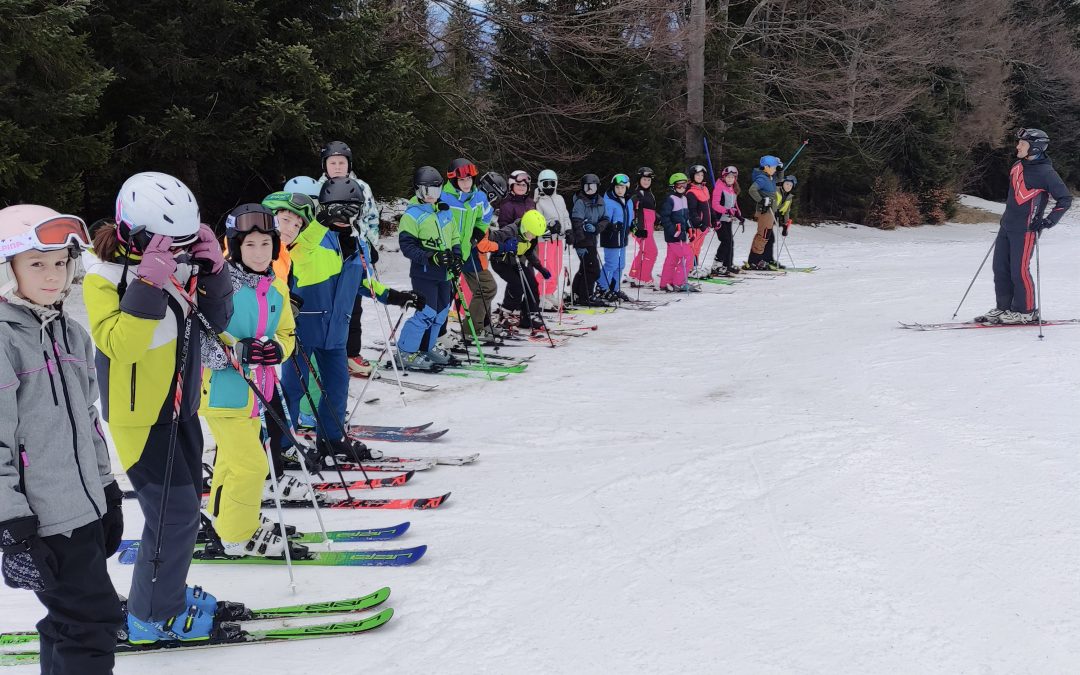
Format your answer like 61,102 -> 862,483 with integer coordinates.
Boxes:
4,199 -> 1079,673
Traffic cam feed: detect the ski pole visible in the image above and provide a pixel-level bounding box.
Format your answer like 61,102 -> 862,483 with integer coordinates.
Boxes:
633,237 -> 643,302
557,238 -> 568,325
350,302 -> 410,423
1035,231 -> 1044,339
257,403 -> 296,592
273,380 -> 331,548
355,246 -> 408,406
290,338 -> 373,483
436,224 -> 494,379
784,139 -> 810,172
703,135 -> 718,186
950,238 -> 996,319
515,256 -> 557,348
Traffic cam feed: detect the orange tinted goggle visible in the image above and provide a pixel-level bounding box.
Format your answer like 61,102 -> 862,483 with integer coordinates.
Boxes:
448,164 -> 478,179
0,215 -> 90,258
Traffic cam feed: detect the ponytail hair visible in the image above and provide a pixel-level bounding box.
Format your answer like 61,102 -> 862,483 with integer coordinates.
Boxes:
91,220 -> 124,261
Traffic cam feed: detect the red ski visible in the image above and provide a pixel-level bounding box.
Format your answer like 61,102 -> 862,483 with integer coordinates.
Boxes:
310,471 -> 414,492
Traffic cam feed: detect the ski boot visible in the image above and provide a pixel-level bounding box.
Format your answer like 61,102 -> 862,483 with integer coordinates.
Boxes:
766,261 -> 781,271
297,411 -> 316,431
182,585 -> 249,622
318,435 -> 382,463
201,523 -> 310,560
710,262 -> 728,277
125,606 -> 214,644
614,290 -> 632,303
347,355 -> 374,377
395,350 -> 443,372
425,345 -> 461,367
999,309 -> 1039,325
973,308 -> 1005,324
587,293 -> 611,307
262,473 -> 313,502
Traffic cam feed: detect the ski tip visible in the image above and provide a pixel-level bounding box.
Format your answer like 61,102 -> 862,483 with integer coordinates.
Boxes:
397,521 -> 411,536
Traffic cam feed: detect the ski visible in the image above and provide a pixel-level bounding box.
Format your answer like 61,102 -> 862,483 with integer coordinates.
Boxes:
689,276 -> 737,286
0,588 -> 392,647
297,427 -> 448,445
448,349 -> 533,366
0,609 -> 395,666
380,363 -> 510,381
284,457 -> 438,472
897,319 -> 1080,331
311,472 -> 415,491
277,493 -> 451,510
114,539 -> 427,566
351,422 -> 434,434
564,306 -> 616,315
359,372 -> 439,391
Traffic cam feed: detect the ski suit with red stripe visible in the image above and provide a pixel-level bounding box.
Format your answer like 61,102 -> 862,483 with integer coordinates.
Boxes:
993,156 -> 1071,313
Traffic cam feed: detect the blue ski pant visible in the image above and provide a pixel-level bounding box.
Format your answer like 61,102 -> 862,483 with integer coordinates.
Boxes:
599,246 -> 627,292
398,277 -> 452,353
282,344 -> 349,442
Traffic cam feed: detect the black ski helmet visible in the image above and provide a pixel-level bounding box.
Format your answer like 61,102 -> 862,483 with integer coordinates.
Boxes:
581,173 -> 600,188
636,166 -> 655,178
320,140 -> 353,174
1017,128 -> 1050,156
478,172 -> 507,202
414,166 -> 443,188
225,203 -> 280,264
319,177 -> 366,205
688,164 -> 707,182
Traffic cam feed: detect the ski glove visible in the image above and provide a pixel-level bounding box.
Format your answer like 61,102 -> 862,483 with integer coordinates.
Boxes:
101,482 -> 125,557
234,338 -> 278,365
320,203 -> 361,227
498,237 -> 519,254
258,340 -> 285,366
583,223 -> 596,234
536,264 -> 552,280
633,225 -> 648,238
1030,217 -> 1054,233
0,516 -> 58,592
135,234 -> 177,289
189,223 -> 225,275
782,219 -> 791,237
548,221 -> 562,235
762,197 -> 772,209
385,288 -> 426,311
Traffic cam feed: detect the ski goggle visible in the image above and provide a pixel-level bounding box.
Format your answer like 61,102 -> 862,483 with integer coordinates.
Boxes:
721,166 -> 738,177
539,179 -> 557,191
673,181 -> 688,190
416,185 -> 442,201
0,214 -> 91,258
225,211 -> 277,237
510,173 -> 531,186
264,192 -> 315,223
448,163 -> 478,179
612,174 -> 630,186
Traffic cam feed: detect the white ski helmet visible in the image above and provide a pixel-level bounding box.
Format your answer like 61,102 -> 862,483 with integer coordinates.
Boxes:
0,204 -> 91,302
115,172 -> 201,250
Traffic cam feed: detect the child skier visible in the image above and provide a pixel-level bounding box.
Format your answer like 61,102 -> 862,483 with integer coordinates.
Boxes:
397,166 -> 460,371
709,166 -> 744,276
85,172 -> 234,642
283,177 -> 415,465
533,169 -> 571,310
442,159 -> 497,341
599,173 -> 634,301
570,174 -> 609,306
628,167 -> 658,287
489,210 -> 551,332
771,175 -> 798,269
659,172 -> 698,292
199,204 -> 301,559
0,205 -> 124,672
745,155 -> 782,270
686,164 -> 712,275
317,141 -> 381,377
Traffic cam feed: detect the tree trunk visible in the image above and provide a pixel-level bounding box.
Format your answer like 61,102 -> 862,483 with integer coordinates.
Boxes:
685,0 -> 706,158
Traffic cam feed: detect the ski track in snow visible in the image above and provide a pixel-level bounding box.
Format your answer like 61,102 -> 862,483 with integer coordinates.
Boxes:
4,199 -> 1080,673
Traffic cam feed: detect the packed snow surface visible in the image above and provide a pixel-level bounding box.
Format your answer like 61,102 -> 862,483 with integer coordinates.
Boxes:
4,200 -> 1078,673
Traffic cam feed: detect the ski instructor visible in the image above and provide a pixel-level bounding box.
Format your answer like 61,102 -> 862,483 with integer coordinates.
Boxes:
975,128 -> 1071,324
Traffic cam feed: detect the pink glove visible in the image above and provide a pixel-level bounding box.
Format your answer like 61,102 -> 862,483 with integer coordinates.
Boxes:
189,223 -> 225,275
136,235 -> 177,288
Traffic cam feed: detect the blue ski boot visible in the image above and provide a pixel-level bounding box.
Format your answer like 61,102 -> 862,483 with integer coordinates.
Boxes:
125,605 -> 213,644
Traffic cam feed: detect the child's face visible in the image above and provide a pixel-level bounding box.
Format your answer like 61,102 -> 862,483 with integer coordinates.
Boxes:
1016,139 -> 1030,158
12,249 -> 71,306
694,170 -> 705,182
240,232 -> 275,273
639,176 -> 652,189
456,176 -> 473,192
614,184 -> 628,197
326,156 -> 349,179
276,210 -> 302,245
674,182 -> 687,193
724,174 -> 736,185
512,181 -> 528,196
783,181 -> 794,192
764,165 -> 777,176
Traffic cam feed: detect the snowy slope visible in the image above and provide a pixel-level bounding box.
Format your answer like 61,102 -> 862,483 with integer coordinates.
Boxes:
4,205 -> 1079,674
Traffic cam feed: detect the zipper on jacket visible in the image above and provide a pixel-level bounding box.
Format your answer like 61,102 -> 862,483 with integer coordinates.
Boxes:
41,350 -> 59,406
16,441 -> 27,496
46,328 -> 102,519
130,363 -> 137,411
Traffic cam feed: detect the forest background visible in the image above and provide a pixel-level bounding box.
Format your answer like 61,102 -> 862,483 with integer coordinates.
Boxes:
3,0 -> 1079,228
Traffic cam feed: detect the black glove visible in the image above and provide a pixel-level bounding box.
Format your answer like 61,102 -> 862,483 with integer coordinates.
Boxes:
536,264 -> 552,280
448,256 -> 463,277
0,515 -> 57,592
633,226 -> 647,238
320,203 -> 361,226
431,250 -> 452,268
597,218 -> 611,233
386,288 -> 426,310
471,227 -> 485,244
548,221 -> 562,235
369,246 -> 379,264
234,338 -> 262,365
1030,217 -> 1054,233
101,482 -> 124,558
781,222 -> 790,237
289,294 -> 304,319
259,340 -> 285,366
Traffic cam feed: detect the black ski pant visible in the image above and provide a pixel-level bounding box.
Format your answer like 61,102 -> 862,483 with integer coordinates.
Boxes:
571,247 -> 601,302
123,415 -> 203,622
491,256 -> 541,327
713,220 -> 735,269
992,226 -> 1038,313
35,520 -> 123,675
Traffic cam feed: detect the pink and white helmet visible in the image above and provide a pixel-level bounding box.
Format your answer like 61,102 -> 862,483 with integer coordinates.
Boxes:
720,166 -> 739,178
0,204 -> 90,300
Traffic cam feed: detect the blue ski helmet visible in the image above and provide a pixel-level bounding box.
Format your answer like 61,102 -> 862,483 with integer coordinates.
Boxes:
284,176 -> 321,200
759,155 -> 782,169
